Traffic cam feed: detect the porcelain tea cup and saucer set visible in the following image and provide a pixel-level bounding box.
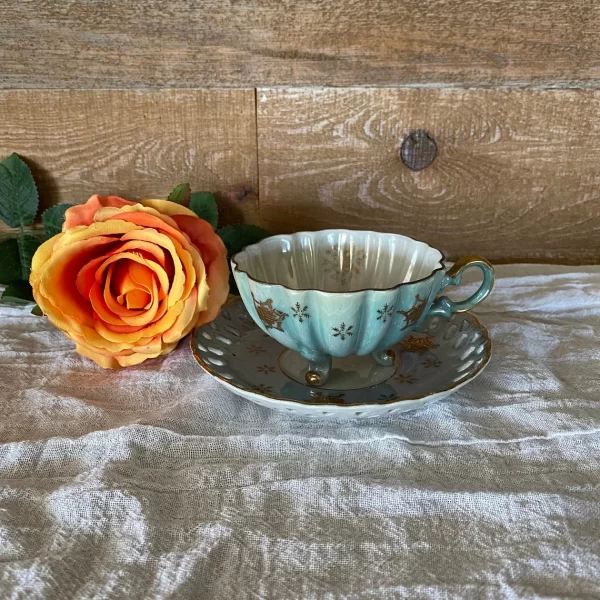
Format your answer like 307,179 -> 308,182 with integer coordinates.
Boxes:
192,230 -> 494,419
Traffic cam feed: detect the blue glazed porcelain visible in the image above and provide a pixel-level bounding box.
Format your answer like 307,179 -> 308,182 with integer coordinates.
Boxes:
232,230 -> 494,386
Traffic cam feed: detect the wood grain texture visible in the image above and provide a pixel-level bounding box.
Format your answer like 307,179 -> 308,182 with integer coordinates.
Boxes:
0,90 -> 258,224
2,0 -> 600,88
257,88 -> 600,263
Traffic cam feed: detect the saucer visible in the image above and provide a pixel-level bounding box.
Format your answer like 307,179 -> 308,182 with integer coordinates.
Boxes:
191,298 -> 491,419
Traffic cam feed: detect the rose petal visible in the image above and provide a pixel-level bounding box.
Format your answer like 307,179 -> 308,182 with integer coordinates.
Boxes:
120,276 -> 160,327
125,262 -> 154,295
55,221 -> 140,249
110,338 -> 178,367
97,213 -> 198,307
64,194 -> 136,230
39,229 -> 137,331
74,343 -> 123,369
171,215 -> 223,265
131,335 -> 163,355
96,251 -> 170,302
91,299 -> 185,347
115,239 -> 167,268
90,282 -> 131,326
172,215 -> 230,326
102,263 -> 145,318
102,322 -> 146,334
124,289 -> 152,310
139,198 -> 198,219
95,204 -> 183,233
30,235 -> 59,280
162,288 -> 199,344
74,236 -> 135,300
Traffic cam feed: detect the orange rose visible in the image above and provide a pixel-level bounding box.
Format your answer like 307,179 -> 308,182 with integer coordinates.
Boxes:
30,194 -> 229,368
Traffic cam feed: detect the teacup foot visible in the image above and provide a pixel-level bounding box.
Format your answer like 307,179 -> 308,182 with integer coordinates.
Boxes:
371,348 -> 396,367
303,355 -> 332,387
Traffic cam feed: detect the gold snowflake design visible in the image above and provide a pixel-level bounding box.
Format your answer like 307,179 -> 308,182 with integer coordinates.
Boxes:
291,303 -> 310,323
252,294 -> 288,332
247,344 -> 266,355
377,303 -> 394,323
252,384 -> 274,394
323,244 -> 366,286
332,322 -> 354,341
256,365 -> 276,375
421,356 -> 442,369
395,373 -> 416,385
399,334 -> 439,355
310,391 -> 346,402
397,294 -> 428,330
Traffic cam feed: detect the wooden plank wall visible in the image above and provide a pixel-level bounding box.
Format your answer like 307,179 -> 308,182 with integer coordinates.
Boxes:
257,88 -> 600,263
0,90 -> 258,223
1,1 -> 599,262
2,0 -> 599,87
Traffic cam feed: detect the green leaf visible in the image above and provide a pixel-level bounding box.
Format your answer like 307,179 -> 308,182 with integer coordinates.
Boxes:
42,203 -> 75,238
217,224 -> 272,259
1,281 -> 34,303
168,183 -> 191,207
0,233 -> 42,284
189,192 -> 218,229
31,304 -> 44,316
0,238 -> 22,284
0,153 -> 39,228
17,234 -> 42,280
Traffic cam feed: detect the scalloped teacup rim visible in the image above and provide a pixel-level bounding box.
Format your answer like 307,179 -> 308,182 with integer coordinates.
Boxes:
231,228 -> 446,294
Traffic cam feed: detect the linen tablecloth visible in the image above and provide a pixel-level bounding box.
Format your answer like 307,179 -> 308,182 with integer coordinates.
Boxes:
1,264 -> 599,599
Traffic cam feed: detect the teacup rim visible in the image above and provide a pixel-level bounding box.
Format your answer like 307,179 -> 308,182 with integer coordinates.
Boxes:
231,229 -> 446,294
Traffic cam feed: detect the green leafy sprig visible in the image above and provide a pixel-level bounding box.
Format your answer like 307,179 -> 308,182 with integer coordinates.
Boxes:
0,153 -> 76,304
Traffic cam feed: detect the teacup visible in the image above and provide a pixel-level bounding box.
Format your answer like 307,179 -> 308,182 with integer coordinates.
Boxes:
232,230 -> 494,387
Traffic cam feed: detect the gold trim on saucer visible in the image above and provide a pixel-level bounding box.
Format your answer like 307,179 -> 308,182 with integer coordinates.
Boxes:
190,297 -> 492,408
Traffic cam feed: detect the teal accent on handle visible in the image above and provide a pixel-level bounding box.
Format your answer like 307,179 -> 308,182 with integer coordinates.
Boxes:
429,256 -> 494,319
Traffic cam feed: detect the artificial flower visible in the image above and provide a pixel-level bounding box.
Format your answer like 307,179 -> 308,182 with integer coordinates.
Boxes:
30,194 -> 229,368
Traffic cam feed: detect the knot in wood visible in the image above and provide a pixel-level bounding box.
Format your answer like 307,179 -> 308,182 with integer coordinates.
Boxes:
400,130 -> 437,171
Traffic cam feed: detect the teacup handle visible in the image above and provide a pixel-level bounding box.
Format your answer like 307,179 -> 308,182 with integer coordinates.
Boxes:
429,255 -> 494,319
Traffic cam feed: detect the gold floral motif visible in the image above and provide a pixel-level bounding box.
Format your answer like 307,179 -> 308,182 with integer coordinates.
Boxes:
252,294 -> 288,332
310,391 -> 346,402
395,373 -> 416,385
247,344 -> 266,355
252,384 -> 274,394
256,365 -> 276,375
421,356 -> 442,368
323,244 -> 366,286
397,294 -> 428,330
399,334 -> 439,354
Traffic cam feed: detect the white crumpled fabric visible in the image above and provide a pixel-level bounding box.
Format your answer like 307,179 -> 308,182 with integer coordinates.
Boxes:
0,264 -> 599,599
